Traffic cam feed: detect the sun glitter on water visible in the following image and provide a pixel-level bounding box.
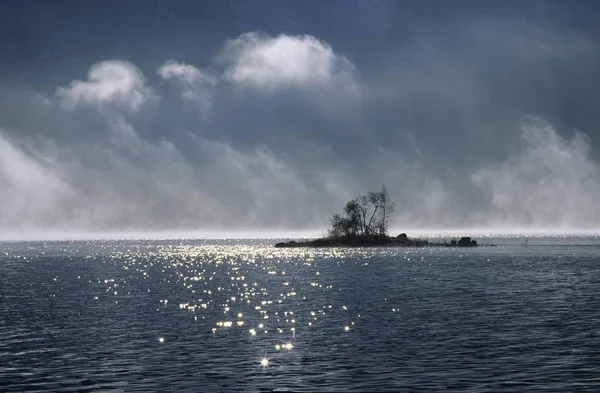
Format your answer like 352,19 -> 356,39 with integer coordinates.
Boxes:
260,357 -> 270,367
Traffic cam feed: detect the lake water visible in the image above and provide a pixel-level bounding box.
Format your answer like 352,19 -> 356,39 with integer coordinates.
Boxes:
2,236 -> 600,392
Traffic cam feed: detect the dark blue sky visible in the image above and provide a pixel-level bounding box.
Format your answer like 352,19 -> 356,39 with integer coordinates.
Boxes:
2,0 -> 600,234
2,1 -> 597,82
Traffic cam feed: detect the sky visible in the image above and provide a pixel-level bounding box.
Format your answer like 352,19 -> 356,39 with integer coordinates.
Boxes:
1,0 -> 600,236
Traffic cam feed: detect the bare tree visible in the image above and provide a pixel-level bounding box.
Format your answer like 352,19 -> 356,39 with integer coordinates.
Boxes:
377,184 -> 395,236
343,199 -> 361,236
366,191 -> 382,235
328,213 -> 346,238
328,185 -> 395,238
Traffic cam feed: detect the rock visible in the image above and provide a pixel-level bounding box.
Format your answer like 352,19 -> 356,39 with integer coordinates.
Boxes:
311,238 -> 332,247
457,237 -> 477,247
396,233 -> 408,241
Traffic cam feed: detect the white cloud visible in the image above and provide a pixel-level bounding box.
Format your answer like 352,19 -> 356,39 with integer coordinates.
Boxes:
55,60 -> 155,112
158,61 -> 217,117
222,32 -> 358,92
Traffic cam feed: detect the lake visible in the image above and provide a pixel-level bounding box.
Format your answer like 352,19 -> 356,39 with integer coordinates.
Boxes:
2,236 -> 600,392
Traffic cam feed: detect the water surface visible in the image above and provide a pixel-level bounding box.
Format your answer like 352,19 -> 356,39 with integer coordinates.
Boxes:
1,237 -> 600,392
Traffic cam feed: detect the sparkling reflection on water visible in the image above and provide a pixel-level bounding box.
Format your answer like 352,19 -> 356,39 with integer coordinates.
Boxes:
2,238 -> 600,392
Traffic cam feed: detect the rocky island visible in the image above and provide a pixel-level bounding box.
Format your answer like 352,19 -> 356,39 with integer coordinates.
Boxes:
274,185 -> 478,248
274,233 -> 477,248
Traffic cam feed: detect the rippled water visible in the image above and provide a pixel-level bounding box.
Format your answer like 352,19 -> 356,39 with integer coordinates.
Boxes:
2,237 -> 600,392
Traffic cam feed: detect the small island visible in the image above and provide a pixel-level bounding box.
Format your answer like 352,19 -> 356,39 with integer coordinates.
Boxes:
274,185 -> 477,248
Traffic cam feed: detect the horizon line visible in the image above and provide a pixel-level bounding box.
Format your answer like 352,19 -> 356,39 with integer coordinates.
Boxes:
1,227 -> 600,241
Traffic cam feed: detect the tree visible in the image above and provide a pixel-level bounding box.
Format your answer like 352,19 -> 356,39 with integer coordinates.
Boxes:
377,184 -> 395,236
343,199 -> 362,236
328,185 -> 395,238
327,213 -> 347,238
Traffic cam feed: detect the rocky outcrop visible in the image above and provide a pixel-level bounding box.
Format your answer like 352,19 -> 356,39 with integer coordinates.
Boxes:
457,237 -> 478,247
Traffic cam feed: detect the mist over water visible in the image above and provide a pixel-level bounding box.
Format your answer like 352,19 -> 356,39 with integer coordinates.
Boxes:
1,116 -> 599,238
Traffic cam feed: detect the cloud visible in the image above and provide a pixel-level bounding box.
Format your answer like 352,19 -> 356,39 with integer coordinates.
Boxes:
55,60 -> 155,113
222,32 -> 358,93
158,60 -> 217,118
471,117 -> 600,228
